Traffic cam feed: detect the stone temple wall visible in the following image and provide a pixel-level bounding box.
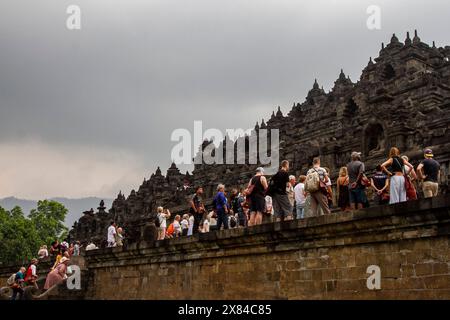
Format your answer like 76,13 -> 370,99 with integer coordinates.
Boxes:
3,196 -> 448,300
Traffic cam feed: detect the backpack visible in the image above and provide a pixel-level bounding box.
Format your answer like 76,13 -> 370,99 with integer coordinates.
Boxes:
305,169 -> 320,193
266,177 -> 276,197
7,273 -> 16,286
154,215 -> 161,228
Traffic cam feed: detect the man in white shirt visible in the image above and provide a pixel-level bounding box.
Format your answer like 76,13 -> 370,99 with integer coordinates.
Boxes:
294,175 -> 307,219
107,221 -> 117,247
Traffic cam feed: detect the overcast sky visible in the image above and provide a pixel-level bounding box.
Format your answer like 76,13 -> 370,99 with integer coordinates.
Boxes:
0,0 -> 449,199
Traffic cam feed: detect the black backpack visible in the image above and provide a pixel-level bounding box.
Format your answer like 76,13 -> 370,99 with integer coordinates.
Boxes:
154,213 -> 161,228
266,177 -> 276,197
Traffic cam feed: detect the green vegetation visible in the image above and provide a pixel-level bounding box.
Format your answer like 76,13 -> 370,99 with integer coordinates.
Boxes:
0,200 -> 68,265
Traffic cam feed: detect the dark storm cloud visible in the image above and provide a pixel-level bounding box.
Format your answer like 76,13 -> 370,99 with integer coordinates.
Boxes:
0,0 -> 449,198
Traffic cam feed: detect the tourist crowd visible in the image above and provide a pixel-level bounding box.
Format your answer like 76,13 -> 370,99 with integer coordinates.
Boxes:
155,147 -> 441,238
5,147 -> 441,299
7,239 -> 84,300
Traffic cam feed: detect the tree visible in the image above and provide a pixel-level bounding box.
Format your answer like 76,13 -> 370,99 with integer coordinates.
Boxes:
29,200 -> 68,246
0,206 -> 40,265
0,200 -> 68,265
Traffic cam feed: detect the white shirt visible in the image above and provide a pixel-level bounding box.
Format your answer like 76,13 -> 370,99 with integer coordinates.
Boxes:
404,166 -> 412,175
181,219 -> 189,230
203,219 -> 210,233
38,249 -> 48,259
74,244 -> 80,256
265,196 -> 273,214
158,213 -> 168,228
187,215 -> 195,236
173,220 -> 181,234
107,225 -> 116,243
294,183 -> 306,205
30,264 -> 37,276
287,184 -> 295,206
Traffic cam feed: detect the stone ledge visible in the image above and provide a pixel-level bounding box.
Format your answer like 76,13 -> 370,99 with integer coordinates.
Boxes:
84,195 -> 450,268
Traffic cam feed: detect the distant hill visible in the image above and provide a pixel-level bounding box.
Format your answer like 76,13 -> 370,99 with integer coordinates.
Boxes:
0,197 -> 113,228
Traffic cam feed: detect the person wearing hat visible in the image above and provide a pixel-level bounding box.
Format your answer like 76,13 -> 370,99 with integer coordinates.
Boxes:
24,258 -> 39,289
246,167 -> 268,226
44,256 -> 70,290
347,151 -> 367,210
417,148 -> 441,198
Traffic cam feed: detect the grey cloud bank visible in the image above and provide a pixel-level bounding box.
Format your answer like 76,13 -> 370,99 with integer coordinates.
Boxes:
0,0 -> 449,198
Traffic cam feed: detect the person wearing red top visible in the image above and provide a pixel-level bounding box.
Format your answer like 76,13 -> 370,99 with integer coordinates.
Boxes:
24,258 -> 39,289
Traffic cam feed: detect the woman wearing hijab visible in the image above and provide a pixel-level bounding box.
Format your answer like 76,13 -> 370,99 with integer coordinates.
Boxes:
44,257 -> 70,290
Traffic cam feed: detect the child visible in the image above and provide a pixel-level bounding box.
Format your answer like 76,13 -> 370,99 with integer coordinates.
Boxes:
181,214 -> 189,236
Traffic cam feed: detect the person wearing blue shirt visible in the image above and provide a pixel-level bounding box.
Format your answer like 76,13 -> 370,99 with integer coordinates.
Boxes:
11,267 -> 26,300
214,184 -> 229,230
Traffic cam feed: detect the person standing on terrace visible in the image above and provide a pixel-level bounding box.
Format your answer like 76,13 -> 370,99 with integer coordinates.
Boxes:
246,167 -> 268,226
189,187 -> 206,234
417,148 -> 441,198
213,184 -> 229,230
381,147 -> 415,204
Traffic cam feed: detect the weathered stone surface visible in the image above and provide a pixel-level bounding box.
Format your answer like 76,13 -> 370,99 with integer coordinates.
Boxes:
3,196 -> 448,300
